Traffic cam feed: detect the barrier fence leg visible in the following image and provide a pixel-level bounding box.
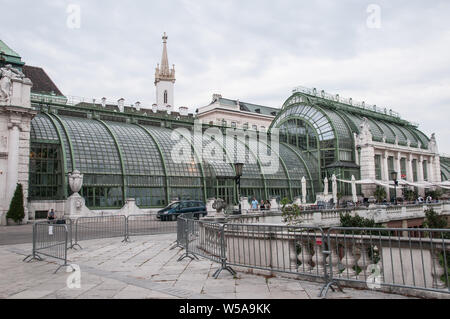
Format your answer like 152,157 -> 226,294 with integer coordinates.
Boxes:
54,227 -> 74,274
319,234 -> 343,298
170,219 -> 183,250
122,217 -> 130,243
212,224 -> 236,279
23,223 -> 43,262
177,219 -> 198,261
71,219 -> 82,250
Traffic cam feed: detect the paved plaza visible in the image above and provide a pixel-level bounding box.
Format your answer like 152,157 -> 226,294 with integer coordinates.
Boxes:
0,232 -> 416,299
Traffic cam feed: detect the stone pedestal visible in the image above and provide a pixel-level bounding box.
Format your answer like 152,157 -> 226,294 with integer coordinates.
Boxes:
119,198 -> 144,216
206,198 -> 216,214
64,193 -> 91,218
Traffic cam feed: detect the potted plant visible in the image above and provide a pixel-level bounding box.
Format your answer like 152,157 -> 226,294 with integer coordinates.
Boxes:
6,183 -> 25,225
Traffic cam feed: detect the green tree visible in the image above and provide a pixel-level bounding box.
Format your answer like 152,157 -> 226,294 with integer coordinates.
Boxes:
336,192 -> 343,207
6,183 -> 25,224
280,197 -> 291,209
403,188 -> 418,202
423,208 -> 448,229
425,189 -> 443,200
339,212 -> 388,236
281,203 -> 303,226
374,186 -> 386,203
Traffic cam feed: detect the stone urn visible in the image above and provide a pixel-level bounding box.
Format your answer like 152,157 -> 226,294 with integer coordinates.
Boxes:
211,198 -> 227,221
68,170 -> 83,195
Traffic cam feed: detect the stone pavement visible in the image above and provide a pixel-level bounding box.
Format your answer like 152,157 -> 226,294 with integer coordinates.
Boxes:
0,233 -> 413,299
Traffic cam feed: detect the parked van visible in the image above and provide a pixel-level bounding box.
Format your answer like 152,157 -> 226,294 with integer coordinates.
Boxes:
157,200 -> 207,221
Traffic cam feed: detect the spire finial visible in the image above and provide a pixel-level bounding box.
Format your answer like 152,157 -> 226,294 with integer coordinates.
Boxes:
162,32 -> 168,43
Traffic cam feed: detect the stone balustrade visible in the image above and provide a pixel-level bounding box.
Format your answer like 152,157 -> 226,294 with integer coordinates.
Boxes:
196,221 -> 450,297
216,202 -> 449,229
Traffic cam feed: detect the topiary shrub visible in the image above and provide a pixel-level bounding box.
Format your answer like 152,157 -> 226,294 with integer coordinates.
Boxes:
6,183 -> 25,224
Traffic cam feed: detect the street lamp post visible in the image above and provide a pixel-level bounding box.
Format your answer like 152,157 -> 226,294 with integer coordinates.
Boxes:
234,163 -> 244,214
391,171 -> 399,205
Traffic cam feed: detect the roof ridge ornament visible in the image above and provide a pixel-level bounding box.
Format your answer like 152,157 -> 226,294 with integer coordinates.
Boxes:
292,85 -> 403,121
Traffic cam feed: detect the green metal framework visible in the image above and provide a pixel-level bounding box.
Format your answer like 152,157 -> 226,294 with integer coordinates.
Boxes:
269,91 -> 434,196
29,109 -> 314,208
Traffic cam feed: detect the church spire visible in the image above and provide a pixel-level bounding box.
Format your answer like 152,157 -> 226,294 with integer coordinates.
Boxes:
155,32 -> 175,108
160,32 -> 169,75
155,32 -> 175,84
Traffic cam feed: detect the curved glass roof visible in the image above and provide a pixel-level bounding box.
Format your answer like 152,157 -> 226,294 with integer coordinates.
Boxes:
271,103 -> 335,141
272,92 -> 431,150
61,116 -> 122,174
440,158 -> 450,181
30,112 -> 316,206
31,114 -> 59,142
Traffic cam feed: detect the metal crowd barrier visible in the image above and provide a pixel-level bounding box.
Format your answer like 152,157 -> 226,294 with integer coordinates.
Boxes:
176,217 -> 450,298
70,214 -> 182,248
322,227 -> 450,297
126,213 -> 177,241
71,215 -> 127,249
177,215 -> 328,280
23,221 -> 71,273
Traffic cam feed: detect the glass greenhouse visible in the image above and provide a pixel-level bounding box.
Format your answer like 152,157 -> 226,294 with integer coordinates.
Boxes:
29,87 -> 441,209
269,87 -> 433,196
29,103 -> 313,209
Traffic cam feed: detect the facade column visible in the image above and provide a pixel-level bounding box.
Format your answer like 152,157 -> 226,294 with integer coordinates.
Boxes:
382,151 -> 390,195
359,145 -> 376,197
6,123 -> 20,202
427,156 -> 433,182
406,154 -> 413,182
395,152 -> 401,198
429,156 -> 435,182
417,155 -> 425,196
433,156 -> 442,182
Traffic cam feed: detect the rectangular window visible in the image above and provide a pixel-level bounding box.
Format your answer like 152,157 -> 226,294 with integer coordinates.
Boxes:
388,156 -> 395,180
340,150 -> 352,162
400,158 -> 407,180
423,160 -> 428,181
412,159 -> 418,182
231,122 -> 237,128
252,125 -> 258,130
29,144 -> 63,200
374,155 -> 382,180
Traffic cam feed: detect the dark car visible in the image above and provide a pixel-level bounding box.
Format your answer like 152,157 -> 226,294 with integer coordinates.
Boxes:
157,200 -> 207,221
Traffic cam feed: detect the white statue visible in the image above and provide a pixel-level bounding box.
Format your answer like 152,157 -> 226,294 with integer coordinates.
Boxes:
428,133 -> 438,154
0,64 -> 25,103
332,174 -> 337,205
357,117 -> 372,145
323,177 -> 329,196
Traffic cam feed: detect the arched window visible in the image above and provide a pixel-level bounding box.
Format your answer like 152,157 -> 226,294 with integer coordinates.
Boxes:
164,90 -> 168,104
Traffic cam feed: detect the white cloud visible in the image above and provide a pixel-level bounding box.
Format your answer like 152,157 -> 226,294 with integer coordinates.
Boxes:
1,0 -> 449,151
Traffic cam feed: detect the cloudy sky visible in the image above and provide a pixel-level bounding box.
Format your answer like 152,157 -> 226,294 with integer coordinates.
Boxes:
1,0 -> 449,152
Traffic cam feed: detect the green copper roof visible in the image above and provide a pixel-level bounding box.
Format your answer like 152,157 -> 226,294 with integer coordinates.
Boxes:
0,40 -> 24,66
0,40 -> 21,57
